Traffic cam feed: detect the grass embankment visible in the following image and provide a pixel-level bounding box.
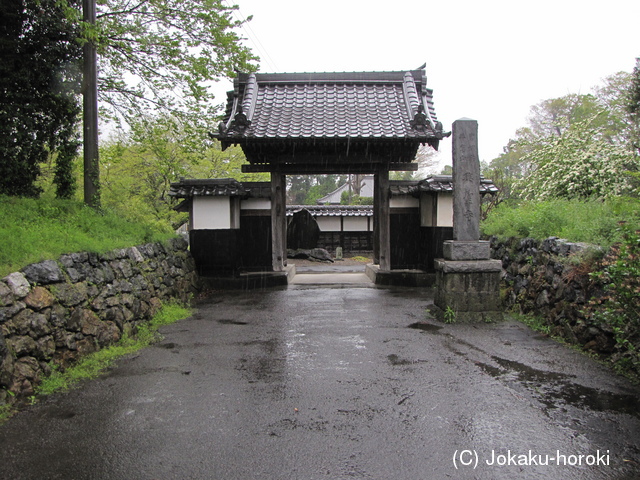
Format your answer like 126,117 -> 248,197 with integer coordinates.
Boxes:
36,302 -> 191,395
482,197 -> 640,380
481,197 -> 640,245
0,195 -> 175,277
0,302 -> 191,423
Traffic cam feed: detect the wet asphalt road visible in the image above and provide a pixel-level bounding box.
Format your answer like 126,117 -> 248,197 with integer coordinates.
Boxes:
1,284 -> 640,480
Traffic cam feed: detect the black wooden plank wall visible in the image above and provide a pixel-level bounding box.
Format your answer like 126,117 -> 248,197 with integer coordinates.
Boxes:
238,216 -> 272,270
189,214 -> 452,274
189,215 -> 272,275
390,212 -> 421,269
390,212 -> 453,271
189,230 -> 238,275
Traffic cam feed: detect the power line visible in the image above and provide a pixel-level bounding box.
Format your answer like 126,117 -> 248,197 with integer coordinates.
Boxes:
224,1 -> 280,72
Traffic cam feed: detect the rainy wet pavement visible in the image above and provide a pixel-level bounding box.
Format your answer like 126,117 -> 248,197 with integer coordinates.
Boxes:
1,284 -> 640,479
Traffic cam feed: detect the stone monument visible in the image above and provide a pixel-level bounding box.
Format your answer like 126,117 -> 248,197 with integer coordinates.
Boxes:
433,119 -> 502,322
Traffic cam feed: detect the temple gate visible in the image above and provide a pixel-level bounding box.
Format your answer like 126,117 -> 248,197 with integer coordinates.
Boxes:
212,68 -> 449,273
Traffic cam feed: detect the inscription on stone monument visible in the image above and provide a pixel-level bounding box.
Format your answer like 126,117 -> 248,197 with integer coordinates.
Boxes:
452,119 -> 480,242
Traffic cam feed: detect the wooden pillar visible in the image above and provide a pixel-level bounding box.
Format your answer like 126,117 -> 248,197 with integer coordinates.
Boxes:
375,169 -> 391,270
270,172 -> 286,272
281,176 -> 287,266
373,173 -> 380,264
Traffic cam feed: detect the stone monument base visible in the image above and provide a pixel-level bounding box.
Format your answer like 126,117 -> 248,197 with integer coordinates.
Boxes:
433,258 -> 503,323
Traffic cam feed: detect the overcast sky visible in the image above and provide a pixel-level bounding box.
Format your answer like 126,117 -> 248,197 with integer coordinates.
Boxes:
213,0 -> 639,168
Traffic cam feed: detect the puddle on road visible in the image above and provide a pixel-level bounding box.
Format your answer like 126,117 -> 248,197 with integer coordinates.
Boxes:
218,319 -> 248,325
407,322 -> 442,333
387,354 -> 429,366
476,356 -> 640,417
405,322 -> 638,417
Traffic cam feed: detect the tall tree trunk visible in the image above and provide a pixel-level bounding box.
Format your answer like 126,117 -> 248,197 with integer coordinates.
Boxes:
83,0 -> 100,207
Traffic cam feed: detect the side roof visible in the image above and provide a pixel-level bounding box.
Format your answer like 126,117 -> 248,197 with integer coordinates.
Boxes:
169,176 -> 498,200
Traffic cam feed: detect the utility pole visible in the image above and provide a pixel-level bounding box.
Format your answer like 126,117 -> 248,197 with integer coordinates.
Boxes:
83,0 -> 100,207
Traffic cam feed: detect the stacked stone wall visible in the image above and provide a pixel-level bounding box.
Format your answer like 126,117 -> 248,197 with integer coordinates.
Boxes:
490,236 -> 614,354
0,237 -> 198,404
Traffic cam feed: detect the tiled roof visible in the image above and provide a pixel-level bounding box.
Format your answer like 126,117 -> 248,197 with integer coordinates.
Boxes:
287,205 -> 373,217
169,176 -> 499,202
215,69 -> 448,145
169,179 -> 271,199
415,175 -> 500,195
169,178 -> 246,198
389,176 -> 499,196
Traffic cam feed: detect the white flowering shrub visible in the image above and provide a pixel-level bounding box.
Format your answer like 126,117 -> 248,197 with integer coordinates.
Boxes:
516,117 -> 639,201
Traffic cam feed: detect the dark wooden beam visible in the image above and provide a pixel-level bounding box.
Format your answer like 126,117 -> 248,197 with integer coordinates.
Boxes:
270,172 -> 286,272
244,153 -> 418,165
375,170 -> 391,271
242,163 -> 418,174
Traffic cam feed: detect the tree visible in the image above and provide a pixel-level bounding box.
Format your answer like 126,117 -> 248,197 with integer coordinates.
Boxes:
482,133 -> 536,191
100,114 -> 266,229
0,0 -> 82,198
93,0 -> 258,125
303,176 -> 345,204
287,176 -> 314,204
485,73 -> 637,204
627,58 -> 640,154
287,175 -> 346,204
592,71 -> 634,145
414,145 -> 440,178
515,117 -> 639,201
390,145 -> 439,180
1,0 -> 257,201
527,94 -> 602,138
340,190 -> 373,205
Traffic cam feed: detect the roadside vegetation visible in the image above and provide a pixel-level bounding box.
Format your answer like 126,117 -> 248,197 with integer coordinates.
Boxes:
0,301 -> 191,424
478,61 -> 640,379
481,197 -> 639,247
0,194 -> 175,277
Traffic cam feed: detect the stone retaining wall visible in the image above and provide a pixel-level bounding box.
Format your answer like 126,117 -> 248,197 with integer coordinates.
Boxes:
0,237 -> 198,405
490,236 -> 614,353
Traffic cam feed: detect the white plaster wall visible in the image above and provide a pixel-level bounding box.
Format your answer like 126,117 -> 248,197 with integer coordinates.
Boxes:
241,198 -> 271,210
438,193 -> 454,227
420,194 -> 434,226
343,217 -> 369,232
316,217 -> 341,232
230,197 -> 240,229
192,196 -> 231,230
390,196 -> 419,208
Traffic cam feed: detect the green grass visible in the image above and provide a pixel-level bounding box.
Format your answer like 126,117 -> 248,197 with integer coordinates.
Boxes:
481,197 -> 640,247
0,302 -> 191,424
512,312 -> 552,336
35,302 -> 191,397
0,404 -> 12,423
0,195 -> 175,277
